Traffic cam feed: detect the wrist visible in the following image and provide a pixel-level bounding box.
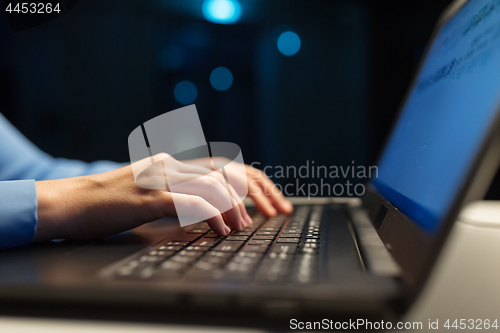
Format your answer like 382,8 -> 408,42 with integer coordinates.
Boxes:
33,176 -> 92,242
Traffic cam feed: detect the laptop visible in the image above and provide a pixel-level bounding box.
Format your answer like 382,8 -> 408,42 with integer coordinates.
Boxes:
1,0 -> 500,329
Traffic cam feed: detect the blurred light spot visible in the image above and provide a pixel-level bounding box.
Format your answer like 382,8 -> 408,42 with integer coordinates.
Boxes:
210,67 -> 234,91
159,45 -> 184,70
202,0 -> 242,24
174,81 -> 198,104
277,31 -> 301,56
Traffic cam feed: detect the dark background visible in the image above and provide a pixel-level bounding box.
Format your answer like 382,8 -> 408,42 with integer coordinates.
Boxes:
1,0 -> 499,198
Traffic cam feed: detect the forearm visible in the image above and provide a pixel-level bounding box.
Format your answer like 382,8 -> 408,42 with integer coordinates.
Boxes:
32,167 -> 164,243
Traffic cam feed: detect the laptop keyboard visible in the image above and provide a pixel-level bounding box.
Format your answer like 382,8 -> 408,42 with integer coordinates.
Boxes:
113,205 -> 324,284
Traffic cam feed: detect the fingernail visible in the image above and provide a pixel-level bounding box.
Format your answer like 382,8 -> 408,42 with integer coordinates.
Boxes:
240,218 -> 247,230
269,207 -> 277,216
245,214 -> 253,225
284,201 -> 293,211
224,226 -> 231,235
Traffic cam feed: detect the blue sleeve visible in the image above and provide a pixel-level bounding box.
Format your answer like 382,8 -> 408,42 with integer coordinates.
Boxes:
0,180 -> 37,249
0,113 -> 127,249
0,113 -> 126,181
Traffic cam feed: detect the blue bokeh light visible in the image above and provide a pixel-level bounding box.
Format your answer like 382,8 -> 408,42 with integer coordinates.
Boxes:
277,31 -> 301,56
174,81 -> 198,104
210,67 -> 234,91
202,0 -> 242,24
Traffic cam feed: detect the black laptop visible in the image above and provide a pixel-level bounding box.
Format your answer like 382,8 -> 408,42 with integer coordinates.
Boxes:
1,0 -> 500,330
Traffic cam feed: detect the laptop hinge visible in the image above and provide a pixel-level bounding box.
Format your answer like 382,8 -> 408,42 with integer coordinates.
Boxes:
348,207 -> 402,277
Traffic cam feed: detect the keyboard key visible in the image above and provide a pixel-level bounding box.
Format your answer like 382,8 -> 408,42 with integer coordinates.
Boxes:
230,256 -> 260,266
267,252 -> 293,262
153,265 -> 184,279
116,266 -> 136,277
279,233 -> 301,238
300,248 -> 318,254
255,262 -> 291,282
283,229 -> 302,234
231,231 -> 253,236
197,251 -> 231,266
260,227 -> 280,231
166,241 -> 190,246
277,238 -> 300,243
138,266 -> 156,279
294,255 -> 318,283
252,235 -> 274,240
160,260 -> 187,271
304,243 -> 319,248
248,239 -> 272,245
116,262 -> 152,278
261,259 -> 291,270
205,251 -> 232,259
242,245 -> 269,253
193,261 -> 218,271
177,250 -> 205,258
236,251 -> 263,259
170,255 -> 197,264
226,235 -> 249,241
193,239 -> 219,247
306,235 -> 320,239
139,255 -> 162,263
213,241 -> 245,252
185,246 -> 208,252
198,255 -> 229,266
158,245 -> 183,251
226,262 -> 255,274
149,250 -> 175,257
204,234 -> 225,238
256,231 -> 277,236
270,244 -> 298,255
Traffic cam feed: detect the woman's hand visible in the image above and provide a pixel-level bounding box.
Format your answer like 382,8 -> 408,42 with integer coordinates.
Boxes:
185,157 -> 293,216
33,154 -> 292,242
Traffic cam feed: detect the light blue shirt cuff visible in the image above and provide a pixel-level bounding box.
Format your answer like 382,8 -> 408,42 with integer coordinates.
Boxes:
0,180 -> 37,249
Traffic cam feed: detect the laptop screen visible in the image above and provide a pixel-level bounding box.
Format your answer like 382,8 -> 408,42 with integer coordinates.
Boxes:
372,0 -> 500,233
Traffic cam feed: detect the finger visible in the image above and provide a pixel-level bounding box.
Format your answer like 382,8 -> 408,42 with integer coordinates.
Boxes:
176,161 -> 215,176
168,173 -> 246,231
205,169 -> 250,228
217,170 -> 250,228
162,192 -> 230,236
218,175 -> 248,230
254,173 -> 293,214
247,178 -> 277,217
228,183 -> 252,227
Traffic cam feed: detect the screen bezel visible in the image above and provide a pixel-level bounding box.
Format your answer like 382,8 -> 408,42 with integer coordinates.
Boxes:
362,0 -> 500,305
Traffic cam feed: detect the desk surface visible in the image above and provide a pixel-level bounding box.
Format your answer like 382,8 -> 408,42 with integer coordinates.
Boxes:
0,317 -> 265,333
